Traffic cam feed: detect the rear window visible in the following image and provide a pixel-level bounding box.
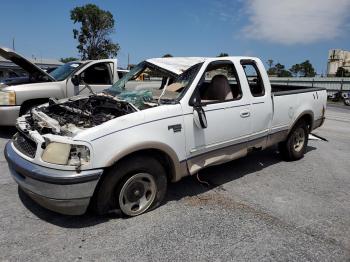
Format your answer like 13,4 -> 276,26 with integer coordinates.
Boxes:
241,61 -> 265,97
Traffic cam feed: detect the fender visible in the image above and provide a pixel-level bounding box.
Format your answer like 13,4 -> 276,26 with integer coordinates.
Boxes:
106,141 -> 189,182
288,110 -> 314,135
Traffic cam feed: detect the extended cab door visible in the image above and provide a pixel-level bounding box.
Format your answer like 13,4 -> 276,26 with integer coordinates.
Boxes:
183,60 -> 252,174
68,61 -> 116,96
240,59 -> 272,149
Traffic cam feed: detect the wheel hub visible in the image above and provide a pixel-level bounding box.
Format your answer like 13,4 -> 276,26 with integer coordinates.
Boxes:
118,173 -> 157,216
126,182 -> 145,202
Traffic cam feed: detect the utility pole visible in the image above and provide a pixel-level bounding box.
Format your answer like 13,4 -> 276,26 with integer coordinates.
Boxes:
127,53 -> 130,69
12,37 -> 15,50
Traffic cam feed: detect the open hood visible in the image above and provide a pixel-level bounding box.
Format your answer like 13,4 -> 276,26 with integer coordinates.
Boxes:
146,57 -> 206,75
0,47 -> 56,82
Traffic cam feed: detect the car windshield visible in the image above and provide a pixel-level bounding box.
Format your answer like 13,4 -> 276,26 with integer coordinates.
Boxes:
49,62 -> 84,81
105,61 -> 202,108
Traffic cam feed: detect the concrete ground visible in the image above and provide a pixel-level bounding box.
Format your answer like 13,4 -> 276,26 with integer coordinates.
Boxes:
0,105 -> 349,261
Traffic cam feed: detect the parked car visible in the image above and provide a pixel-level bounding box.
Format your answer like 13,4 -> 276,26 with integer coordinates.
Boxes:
0,68 -> 23,81
327,90 -> 350,106
5,56 -> 327,217
0,47 -> 123,126
341,91 -> 350,106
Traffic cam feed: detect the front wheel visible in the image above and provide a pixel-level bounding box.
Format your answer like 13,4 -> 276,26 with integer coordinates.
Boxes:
344,99 -> 350,106
279,121 -> 309,161
118,172 -> 158,216
92,155 -> 168,216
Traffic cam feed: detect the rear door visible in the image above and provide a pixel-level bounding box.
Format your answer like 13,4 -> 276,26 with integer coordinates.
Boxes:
240,60 -> 272,148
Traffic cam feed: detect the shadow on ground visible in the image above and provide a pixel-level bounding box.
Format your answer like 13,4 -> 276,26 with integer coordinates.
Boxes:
18,145 -> 316,228
0,127 -> 16,139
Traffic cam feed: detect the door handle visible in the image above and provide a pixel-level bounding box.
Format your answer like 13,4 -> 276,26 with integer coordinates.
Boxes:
240,110 -> 250,118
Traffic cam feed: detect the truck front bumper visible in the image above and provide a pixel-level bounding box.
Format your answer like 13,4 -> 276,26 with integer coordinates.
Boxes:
4,142 -> 103,215
0,106 -> 20,126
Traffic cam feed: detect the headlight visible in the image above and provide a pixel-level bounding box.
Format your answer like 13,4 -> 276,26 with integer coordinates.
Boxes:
41,142 -> 90,166
0,91 -> 16,105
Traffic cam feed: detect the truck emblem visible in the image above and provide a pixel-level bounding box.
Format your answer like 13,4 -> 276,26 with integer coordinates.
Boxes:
168,124 -> 182,133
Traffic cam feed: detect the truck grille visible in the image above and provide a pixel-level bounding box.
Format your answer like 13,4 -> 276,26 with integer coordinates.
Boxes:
13,132 -> 37,158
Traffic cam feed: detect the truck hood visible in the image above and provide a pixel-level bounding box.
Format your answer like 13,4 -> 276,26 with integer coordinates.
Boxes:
146,57 -> 206,75
0,47 -> 56,82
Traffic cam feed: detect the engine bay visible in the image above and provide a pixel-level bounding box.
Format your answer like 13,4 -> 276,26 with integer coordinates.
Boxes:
25,94 -> 137,135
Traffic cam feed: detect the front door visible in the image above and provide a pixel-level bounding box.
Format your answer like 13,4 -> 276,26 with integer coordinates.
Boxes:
183,60 -> 252,174
70,62 -> 114,96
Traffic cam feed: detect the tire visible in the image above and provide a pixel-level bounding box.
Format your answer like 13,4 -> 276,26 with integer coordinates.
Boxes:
278,121 -> 309,161
92,155 -> 168,216
344,99 -> 350,106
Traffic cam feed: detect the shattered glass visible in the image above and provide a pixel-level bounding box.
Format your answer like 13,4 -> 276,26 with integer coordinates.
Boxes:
116,89 -> 153,109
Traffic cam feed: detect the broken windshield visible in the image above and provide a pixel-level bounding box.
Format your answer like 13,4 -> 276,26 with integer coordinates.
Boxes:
50,62 -> 85,81
105,61 -> 203,107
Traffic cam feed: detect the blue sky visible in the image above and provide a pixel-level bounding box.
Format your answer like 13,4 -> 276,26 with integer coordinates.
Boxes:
1,0 -> 349,74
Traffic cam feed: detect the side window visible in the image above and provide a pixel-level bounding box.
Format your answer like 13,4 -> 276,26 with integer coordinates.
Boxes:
241,61 -> 265,97
81,63 -> 112,85
9,71 -> 18,78
118,71 -> 127,79
197,61 -> 242,104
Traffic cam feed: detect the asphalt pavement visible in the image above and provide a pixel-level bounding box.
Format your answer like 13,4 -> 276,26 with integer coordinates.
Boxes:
0,105 -> 349,261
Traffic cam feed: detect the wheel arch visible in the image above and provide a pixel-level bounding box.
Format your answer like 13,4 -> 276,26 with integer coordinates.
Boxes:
288,111 -> 314,135
104,142 -> 188,183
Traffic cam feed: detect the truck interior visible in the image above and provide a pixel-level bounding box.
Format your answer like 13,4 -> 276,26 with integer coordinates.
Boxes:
196,61 -> 243,103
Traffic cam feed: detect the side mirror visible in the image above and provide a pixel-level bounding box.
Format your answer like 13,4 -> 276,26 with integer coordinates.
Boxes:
193,106 -> 207,129
71,75 -> 81,86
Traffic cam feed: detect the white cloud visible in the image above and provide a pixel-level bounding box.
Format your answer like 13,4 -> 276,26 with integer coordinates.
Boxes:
243,0 -> 350,44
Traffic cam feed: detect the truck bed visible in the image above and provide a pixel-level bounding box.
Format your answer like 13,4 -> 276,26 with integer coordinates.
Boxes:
270,84 -> 327,134
271,84 -> 325,96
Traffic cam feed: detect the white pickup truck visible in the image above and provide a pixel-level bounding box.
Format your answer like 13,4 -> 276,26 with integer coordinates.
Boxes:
5,56 -> 327,217
0,47 -> 123,126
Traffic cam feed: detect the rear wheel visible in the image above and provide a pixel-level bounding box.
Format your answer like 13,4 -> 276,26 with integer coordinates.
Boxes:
279,121 -> 308,161
92,155 -> 168,216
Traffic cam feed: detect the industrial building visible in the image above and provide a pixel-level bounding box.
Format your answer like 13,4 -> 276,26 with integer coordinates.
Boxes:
327,49 -> 350,76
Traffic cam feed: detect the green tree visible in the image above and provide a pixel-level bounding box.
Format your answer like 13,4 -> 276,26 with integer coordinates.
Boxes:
335,67 -> 350,77
290,64 -> 301,77
162,54 -> 173,58
279,70 -> 292,77
299,60 -> 316,77
217,53 -> 229,57
267,68 -> 276,75
70,4 -> 120,60
274,63 -> 285,75
267,59 -> 274,69
268,62 -> 292,77
59,57 -> 78,63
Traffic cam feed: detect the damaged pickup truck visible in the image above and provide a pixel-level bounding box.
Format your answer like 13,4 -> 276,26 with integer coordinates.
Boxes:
5,57 -> 327,216
0,47 -> 123,126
